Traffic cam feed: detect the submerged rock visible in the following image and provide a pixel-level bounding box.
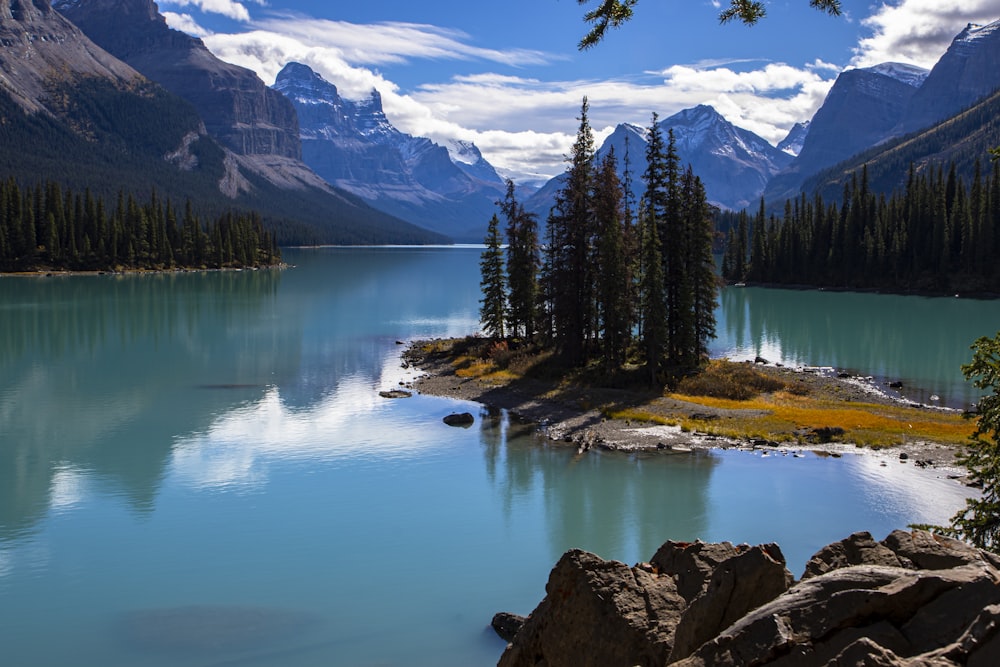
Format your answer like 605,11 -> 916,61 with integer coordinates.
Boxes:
378,389 -> 412,399
498,530 -> 1000,667
443,412 -> 475,427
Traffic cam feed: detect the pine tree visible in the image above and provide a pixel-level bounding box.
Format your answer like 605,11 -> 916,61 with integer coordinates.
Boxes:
500,179 -> 539,339
548,97 -> 596,363
479,213 -> 506,339
593,148 -> 630,369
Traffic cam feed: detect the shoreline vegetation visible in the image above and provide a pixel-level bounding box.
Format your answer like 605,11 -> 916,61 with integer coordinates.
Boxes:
404,336 -> 975,475
0,179 -> 282,273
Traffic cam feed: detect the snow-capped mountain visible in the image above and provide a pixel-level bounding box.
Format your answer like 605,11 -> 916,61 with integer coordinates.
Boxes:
896,19 -> 1000,135
526,104 -> 792,217
763,62 -> 928,204
273,62 -> 505,241
777,122 -> 810,157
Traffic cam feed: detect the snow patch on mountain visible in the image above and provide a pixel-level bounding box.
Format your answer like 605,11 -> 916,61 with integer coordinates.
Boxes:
863,62 -> 929,88
957,19 -> 1000,43
777,121 -> 810,157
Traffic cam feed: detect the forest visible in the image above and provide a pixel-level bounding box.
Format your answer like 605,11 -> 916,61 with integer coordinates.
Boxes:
0,178 -> 281,273
721,160 -> 1000,294
481,100 -> 717,381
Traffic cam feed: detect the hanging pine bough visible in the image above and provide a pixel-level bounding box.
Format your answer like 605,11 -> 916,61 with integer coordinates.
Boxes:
577,0 -> 842,49
0,179 -> 281,273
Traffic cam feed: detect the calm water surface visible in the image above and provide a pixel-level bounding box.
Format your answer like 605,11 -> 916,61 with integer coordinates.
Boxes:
0,246 -> 995,666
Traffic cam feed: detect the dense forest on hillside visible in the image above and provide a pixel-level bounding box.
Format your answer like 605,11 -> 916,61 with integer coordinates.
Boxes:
0,179 -> 280,272
721,160 -> 1000,293
800,90 -> 1000,206
0,80 -> 443,246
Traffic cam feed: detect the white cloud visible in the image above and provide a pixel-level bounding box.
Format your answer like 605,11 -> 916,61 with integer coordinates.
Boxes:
159,0 -> 254,22
190,12 -> 838,180
162,12 -> 212,38
852,0 -> 1000,68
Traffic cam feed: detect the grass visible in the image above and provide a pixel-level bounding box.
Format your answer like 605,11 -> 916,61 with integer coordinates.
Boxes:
661,391 -> 974,448
418,336 -> 975,450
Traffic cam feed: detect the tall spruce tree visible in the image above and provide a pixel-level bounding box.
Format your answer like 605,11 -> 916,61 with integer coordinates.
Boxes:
480,213 -> 506,339
500,179 -> 539,339
593,148 -> 631,369
548,97 -> 597,363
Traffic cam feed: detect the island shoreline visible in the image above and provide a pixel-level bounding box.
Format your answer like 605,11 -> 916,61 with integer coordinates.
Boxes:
402,338 -> 972,478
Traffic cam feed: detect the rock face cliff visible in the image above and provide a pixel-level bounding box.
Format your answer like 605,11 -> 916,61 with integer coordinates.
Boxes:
273,62 -> 505,241
897,19 -> 1000,136
498,530 -> 1000,666
0,0 -> 141,112
763,63 -> 928,204
54,0 -> 301,160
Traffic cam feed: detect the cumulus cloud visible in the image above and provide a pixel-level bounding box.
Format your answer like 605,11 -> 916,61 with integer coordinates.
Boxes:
852,0 -> 1000,68
179,9 -> 841,180
162,12 -> 212,38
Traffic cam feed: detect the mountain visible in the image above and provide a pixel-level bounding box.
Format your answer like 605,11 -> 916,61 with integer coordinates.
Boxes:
54,0 -> 299,160
896,19 -> 1000,136
526,105 -> 792,218
800,87 -> 1000,204
45,0 -> 441,244
763,62 -> 929,204
272,62 -> 506,242
777,122 -> 810,157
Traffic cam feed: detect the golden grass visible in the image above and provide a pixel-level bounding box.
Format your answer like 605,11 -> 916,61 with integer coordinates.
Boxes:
664,390 -> 974,448
425,338 -> 974,450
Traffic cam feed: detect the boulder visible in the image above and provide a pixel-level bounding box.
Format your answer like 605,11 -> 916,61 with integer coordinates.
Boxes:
801,531 -> 903,579
496,549 -> 686,667
491,612 -> 526,642
498,530 -> 1000,667
443,412 -> 474,427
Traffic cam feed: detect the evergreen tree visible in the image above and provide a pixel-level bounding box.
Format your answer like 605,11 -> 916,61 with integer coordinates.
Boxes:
500,179 -> 539,339
593,148 -> 631,369
548,97 -> 596,363
479,213 -> 507,339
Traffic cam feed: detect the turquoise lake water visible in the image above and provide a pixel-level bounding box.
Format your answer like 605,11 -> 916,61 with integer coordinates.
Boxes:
1,246 -> 997,666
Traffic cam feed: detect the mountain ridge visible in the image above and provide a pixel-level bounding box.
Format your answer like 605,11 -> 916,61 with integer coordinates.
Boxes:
273,61 -> 506,242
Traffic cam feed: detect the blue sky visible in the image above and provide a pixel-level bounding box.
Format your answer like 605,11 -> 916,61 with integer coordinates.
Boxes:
158,0 -> 1000,182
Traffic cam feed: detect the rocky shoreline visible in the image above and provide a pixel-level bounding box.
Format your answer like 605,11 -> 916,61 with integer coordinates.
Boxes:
402,339 -> 968,473
493,529 -> 1000,666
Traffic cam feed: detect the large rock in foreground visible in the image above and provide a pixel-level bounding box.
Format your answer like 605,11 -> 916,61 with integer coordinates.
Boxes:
498,530 -> 1000,667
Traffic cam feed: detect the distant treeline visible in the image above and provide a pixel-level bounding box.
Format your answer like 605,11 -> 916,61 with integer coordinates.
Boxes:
721,160 -> 1000,293
0,179 -> 281,272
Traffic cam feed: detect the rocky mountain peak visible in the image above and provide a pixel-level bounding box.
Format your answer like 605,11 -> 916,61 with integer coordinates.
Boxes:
777,121 -> 810,157
273,62 -> 341,105
897,16 -> 1000,135
1,0 -> 141,112
863,61 -> 929,88
57,0 -> 301,159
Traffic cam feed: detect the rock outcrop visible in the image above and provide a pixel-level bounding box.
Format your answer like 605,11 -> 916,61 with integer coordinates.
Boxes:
497,530 -> 1000,667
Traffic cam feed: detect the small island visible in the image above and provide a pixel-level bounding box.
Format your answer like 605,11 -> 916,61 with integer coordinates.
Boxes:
405,336 -> 973,469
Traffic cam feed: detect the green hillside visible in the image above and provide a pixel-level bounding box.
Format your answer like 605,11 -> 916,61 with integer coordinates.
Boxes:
0,76 -> 446,245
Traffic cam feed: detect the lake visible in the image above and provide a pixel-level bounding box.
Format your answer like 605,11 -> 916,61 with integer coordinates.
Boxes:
0,246 -> 996,666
